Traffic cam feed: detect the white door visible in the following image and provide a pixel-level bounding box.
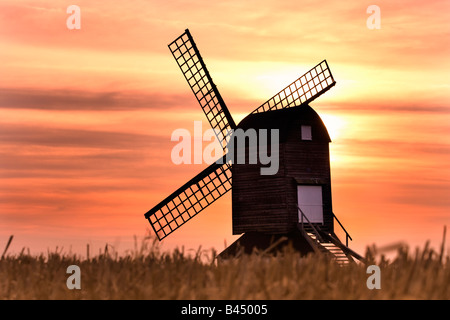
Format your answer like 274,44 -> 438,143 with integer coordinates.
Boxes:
297,185 -> 323,223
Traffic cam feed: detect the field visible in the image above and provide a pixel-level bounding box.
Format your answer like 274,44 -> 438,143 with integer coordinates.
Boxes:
0,234 -> 448,300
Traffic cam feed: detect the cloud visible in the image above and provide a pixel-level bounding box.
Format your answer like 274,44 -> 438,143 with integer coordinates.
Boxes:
2,0 -> 448,68
0,87 -> 188,111
0,123 -> 159,148
340,138 -> 450,158
388,182 -> 450,208
321,102 -> 450,114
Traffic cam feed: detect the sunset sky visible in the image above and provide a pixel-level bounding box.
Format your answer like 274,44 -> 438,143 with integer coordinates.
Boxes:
1,0 -> 449,257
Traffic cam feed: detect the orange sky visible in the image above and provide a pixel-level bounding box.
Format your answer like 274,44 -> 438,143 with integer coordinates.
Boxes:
0,0 -> 449,257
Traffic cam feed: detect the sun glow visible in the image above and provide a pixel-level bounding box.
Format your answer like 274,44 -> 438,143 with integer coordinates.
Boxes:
1,0 -> 448,260
320,113 -> 346,141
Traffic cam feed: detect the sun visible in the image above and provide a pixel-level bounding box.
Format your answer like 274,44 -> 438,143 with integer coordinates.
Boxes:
320,113 -> 346,141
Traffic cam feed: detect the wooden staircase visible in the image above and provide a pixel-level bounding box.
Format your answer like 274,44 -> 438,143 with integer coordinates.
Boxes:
297,207 -> 365,265
303,229 -> 352,265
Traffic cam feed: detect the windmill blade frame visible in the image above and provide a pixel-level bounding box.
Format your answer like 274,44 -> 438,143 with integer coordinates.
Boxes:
144,156 -> 232,240
251,60 -> 336,114
168,29 -> 236,152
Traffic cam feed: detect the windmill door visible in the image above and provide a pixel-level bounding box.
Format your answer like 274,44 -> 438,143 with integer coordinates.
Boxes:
297,185 -> 323,224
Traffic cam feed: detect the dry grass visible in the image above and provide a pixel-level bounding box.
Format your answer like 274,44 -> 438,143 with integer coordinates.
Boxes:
0,234 -> 448,300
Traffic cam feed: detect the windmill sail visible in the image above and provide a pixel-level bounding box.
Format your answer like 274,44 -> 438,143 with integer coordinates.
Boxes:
251,60 -> 336,114
145,157 -> 232,240
168,29 -> 236,152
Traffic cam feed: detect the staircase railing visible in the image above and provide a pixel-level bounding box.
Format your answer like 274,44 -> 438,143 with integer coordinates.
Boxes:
297,206 -> 324,243
331,212 -> 352,247
298,207 -> 365,263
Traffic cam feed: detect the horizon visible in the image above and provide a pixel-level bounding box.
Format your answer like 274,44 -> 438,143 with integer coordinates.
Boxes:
0,1 -> 449,258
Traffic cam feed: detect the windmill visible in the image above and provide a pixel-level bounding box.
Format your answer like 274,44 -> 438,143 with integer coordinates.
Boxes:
144,29 -> 364,263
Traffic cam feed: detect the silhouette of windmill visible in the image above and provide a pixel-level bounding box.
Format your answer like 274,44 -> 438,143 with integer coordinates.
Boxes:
144,29 -> 364,263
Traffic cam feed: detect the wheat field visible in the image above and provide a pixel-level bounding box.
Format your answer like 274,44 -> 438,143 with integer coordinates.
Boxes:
0,234 -> 448,300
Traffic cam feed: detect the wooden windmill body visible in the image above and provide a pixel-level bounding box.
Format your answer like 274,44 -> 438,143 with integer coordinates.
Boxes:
144,29 -> 364,263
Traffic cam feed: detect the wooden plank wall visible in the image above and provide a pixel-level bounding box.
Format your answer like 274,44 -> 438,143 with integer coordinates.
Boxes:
232,108 -> 334,235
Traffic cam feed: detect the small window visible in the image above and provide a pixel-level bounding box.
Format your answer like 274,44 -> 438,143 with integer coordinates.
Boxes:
301,125 -> 312,140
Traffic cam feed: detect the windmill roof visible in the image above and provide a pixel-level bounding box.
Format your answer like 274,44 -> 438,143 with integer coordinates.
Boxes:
236,104 -> 331,142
